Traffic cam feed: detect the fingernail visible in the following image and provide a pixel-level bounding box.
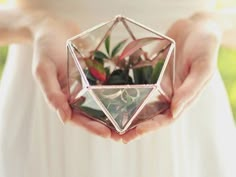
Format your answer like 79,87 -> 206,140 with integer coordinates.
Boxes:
136,122 -> 151,136
136,127 -> 144,136
56,109 -> 66,125
97,129 -> 111,139
122,139 -> 128,144
63,104 -> 70,116
114,138 -> 122,143
59,103 -> 71,123
172,103 -> 184,118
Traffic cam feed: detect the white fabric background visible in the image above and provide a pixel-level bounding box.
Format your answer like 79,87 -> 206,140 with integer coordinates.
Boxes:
0,0 -> 236,177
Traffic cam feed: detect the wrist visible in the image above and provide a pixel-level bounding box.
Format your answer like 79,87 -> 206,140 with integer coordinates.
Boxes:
189,11 -> 222,43
29,10 -> 80,44
0,8 -> 48,44
26,10 -> 49,42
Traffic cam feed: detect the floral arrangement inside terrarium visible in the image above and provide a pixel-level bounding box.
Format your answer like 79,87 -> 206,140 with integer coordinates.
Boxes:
67,15 -> 175,134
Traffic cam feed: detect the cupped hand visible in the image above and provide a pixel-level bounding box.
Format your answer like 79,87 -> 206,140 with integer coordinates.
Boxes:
120,16 -> 222,143
32,14 -> 113,138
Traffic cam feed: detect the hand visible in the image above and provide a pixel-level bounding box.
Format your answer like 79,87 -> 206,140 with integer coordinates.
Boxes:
32,14 -> 113,138
120,17 -> 222,143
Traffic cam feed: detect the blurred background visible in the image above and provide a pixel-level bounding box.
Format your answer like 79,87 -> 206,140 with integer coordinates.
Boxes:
0,0 -> 235,121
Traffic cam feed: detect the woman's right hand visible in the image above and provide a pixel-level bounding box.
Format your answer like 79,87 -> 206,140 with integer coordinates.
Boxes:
31,12 -> 119,139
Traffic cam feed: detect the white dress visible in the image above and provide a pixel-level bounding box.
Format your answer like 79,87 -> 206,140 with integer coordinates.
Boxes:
0,0 -> 236,177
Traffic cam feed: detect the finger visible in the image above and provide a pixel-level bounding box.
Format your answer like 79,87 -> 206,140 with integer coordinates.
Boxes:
70,112 -> 111,138
137,112 -> 173,131
121,113 -> 173,143
33,58 -> 71,123
120,128 -> 139,144
111,131 -> 122,142
171,60 -> 213,118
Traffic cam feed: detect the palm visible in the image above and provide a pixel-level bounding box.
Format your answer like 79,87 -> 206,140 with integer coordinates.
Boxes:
33,17 -> 113,138
170,19 -> 220,89
120,19 -> 221,143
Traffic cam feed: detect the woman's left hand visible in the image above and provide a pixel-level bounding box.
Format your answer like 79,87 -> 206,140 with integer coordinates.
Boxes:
119,16 -> 222,143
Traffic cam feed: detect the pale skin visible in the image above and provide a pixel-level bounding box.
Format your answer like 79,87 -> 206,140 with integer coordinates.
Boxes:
0,7 -> 235,143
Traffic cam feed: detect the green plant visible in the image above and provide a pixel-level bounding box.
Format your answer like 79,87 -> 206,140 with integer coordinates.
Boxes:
78,36 -> 165,85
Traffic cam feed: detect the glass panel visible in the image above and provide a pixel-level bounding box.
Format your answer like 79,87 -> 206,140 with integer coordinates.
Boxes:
92,87 -> 153,130
159,43 -> 175,99
130,88 -> 170,128
67,16 -> 176,133
70,91 -> 115,129
67,45 -> 84,104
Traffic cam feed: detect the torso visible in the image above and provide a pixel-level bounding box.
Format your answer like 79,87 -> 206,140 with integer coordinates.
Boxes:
15,0 -> 217,31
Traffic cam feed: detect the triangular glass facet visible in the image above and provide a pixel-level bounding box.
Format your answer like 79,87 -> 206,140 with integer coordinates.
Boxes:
70,90 -> 116,128
92,87 -> 153,131
67,45 -> 84,103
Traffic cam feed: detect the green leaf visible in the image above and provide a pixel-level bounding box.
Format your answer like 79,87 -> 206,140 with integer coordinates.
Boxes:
84,69 -> 97,85
85,59 -> 107,82
133,66 -> 153,84
142,66 -> 153,84
133,68 -> 142,84
94,57 -> 104,64
70,97 -> 107,121
105,67 -> 110,76
119,37 -> 163,60
79,106 -> 106,120
105,35 -> 110,55
111,39 -> 127,57
106,75 -> 127,85
105,69 -> 133,85
151,60 -> 164,83
94,50 -> 108,61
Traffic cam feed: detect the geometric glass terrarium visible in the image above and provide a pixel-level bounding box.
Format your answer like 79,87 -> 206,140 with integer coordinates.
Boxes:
67,15 -> 175,134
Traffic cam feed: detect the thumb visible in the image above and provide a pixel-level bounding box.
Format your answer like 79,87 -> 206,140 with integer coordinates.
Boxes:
33,58 -> 71,123
171,60 -> 214,118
